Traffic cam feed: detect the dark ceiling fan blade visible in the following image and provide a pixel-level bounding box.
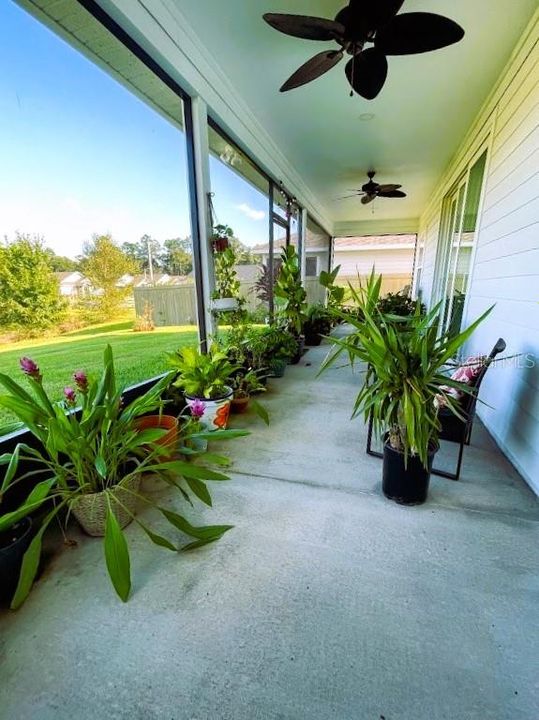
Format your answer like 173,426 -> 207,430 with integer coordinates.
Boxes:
336,193 -> 363,200
346,0 -> 405,31
375,12 -> 465,55
377,184 -> 402,192
378,190 -> 407,198
361,194 -> 376,205
263,13 -> 345,42
280,50 -> 344,92
345,48 -> 388,100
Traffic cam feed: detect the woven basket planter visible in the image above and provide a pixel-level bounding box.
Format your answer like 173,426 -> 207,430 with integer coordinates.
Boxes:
70,476 -> 140,537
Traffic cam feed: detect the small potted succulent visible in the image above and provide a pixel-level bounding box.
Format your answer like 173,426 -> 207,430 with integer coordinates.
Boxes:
168,344 -> 238,430
0,348 -> 248,606
303,303 -> 332,346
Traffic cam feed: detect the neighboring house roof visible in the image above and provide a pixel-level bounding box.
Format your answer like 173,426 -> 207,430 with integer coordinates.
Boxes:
335,235 -> 417,251
54,271 -> 90,287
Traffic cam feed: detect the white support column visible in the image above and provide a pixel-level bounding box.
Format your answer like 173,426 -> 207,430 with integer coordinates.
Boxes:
300,208 -> 308,284
189,96 -> 215,346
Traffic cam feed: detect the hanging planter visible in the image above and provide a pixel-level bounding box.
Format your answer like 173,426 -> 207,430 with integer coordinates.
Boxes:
210,224 -> 234,254
211,236 -> 229,253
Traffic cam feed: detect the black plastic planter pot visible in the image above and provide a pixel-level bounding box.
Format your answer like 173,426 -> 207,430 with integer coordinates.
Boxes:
382,441 -> 437,506
0,516 -> 33,603
304,331 -> 322,347
289,336 -> 305,365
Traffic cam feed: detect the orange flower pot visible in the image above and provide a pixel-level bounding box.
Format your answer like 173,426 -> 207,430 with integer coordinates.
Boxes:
134,415 -> 179,459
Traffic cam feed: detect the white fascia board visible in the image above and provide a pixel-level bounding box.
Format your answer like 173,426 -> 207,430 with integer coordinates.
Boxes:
334,244 -> 416,252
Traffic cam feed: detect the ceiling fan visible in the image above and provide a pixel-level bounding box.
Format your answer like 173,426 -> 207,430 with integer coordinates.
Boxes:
341,171 -> 407,204
263,0 -> 464,99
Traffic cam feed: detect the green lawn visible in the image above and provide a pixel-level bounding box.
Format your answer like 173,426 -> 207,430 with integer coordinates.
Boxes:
0,322 -> 199,432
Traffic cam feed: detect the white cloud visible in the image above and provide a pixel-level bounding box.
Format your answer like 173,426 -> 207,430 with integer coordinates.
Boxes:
236,203 -> 265,221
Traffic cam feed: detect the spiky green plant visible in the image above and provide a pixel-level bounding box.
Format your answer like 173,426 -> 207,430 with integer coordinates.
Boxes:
320,272 -> 491,467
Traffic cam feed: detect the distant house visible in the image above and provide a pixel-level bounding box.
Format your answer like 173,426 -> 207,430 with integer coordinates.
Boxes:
55,272 -> 93,298
334,235 -> 416,282
251,237 -> 329,278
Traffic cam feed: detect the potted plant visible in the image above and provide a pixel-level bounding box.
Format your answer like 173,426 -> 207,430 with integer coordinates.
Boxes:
212,246 -> 243,313
244,325 -> 297,377
0,516 -> 33,604
376,289 -> 426,318
168,344 -> 238,430
210,223 -> 233,253
230,369 -> 270,425
0,348 -> 248,606
320,272 -> 490,505
274,246 -> 307,363
303,303 -> 332,346
319,265 -> 345,319
133,413 -> 179,461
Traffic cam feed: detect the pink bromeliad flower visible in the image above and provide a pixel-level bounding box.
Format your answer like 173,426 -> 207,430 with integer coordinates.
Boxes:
190,399 -> 206,419
73,370 -> 89,392
20,357 -> 41,380
63,386 -> 77,405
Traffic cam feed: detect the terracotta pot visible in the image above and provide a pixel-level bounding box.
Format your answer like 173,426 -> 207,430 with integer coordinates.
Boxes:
71,476 -> 141,537
134,415 -> 179,460
231,396 -> 250,414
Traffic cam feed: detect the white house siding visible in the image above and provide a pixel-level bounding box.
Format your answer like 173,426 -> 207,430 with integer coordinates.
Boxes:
416,11 -> 539,493
336,248 -> 414,277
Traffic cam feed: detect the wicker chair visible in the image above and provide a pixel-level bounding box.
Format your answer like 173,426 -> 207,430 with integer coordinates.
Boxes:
366,338 -> 506,480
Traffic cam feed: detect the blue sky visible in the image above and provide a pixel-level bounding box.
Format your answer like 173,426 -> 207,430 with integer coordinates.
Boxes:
0,1 -> 269,258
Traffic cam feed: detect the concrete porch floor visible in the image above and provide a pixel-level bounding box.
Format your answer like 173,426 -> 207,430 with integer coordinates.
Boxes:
1,337 -> 538,720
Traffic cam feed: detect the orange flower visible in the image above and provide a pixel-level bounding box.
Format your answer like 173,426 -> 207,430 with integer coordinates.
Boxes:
213,402 -> 230,429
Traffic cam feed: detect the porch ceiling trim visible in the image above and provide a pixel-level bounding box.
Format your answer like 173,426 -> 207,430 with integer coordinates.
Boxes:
334,218 -> 420,238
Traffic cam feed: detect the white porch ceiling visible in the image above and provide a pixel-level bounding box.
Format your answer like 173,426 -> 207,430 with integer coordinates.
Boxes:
176,0 -> 537,233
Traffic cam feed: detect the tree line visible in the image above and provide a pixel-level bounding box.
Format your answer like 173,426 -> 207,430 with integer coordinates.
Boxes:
0,231 -> 256,333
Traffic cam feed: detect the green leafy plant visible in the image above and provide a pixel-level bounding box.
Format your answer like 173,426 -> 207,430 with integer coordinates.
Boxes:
168,344 -> 238,399
320,272 -> 491,468
377,290 -> 426,318
0,347 -> 248,606
212,247 -> 241,301
231,369 -> 269,425
304,303 -> 332,339
246,325 -> 298,365
274,246 -> 307,335
319,264 -> 345,314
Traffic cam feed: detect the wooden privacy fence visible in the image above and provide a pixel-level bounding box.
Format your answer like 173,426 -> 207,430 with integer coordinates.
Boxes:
134,286 -> 197,326
134,275 -> 409,327
134,278 -> 328,327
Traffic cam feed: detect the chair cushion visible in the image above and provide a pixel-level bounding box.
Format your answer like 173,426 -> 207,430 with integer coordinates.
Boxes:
436,356 -> 486,409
